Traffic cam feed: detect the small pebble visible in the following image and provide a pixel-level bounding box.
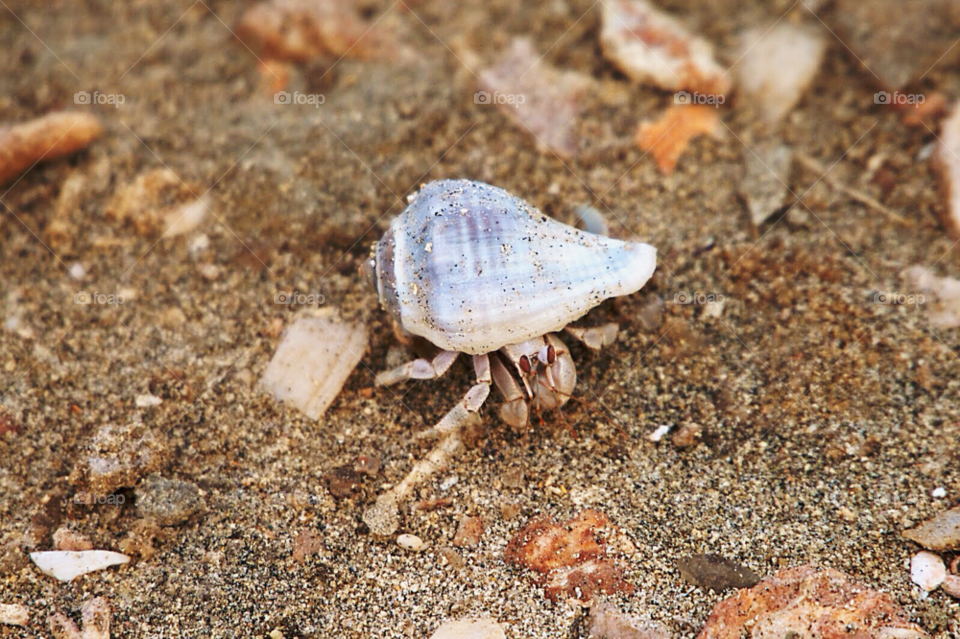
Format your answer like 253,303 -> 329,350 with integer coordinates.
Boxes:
52,528 -> 93,552
932,487 -> 946,498
677,554 -> 760,592
0,112 -> 103,186
648,425 -> 671,442
943,574 -> 960,599
135,474 -> 206,526
452,516 -> 484,548
135,394 -> 163,408
902,504 -> 960,550
429,618 -> 505,639
397,534 -> 426,552
910,551 -> 946,591
0,603 -> 29,627
671,422 -> 702,449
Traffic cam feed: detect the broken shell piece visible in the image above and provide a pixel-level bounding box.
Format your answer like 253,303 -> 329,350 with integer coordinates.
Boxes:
933,104 -> 960,240
588,602 -> 671,639
600,0 -> 729,96
48,597 -> 111,639
903,267 -> 960,330
106,169 -> 207,238
261,316 -> 368,420
0,112 -> 103,186
235,0 -> 388,63
30,550 -> 130,582
429,618 -> 506,639
637,105 -> 721,175
477,38 -> 592,159
0,603 -> 29,627
911,551 -> 946,591
734,24 -> 825,123
902,504 -> 960,551
738,140 -> 793,226
699,564 -> 926,638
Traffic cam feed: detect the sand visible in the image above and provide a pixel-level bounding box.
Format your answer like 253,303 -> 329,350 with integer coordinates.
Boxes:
0,0 -> 958,637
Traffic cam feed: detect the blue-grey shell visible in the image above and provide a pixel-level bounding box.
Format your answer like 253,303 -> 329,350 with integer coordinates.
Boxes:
373,179 -> 656,355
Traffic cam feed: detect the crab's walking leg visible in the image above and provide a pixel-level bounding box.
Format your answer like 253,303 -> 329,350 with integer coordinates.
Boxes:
375,349 -> 458,386
565,323 -> 619,351
491,356 -> 528,428
363,355 -> 491,536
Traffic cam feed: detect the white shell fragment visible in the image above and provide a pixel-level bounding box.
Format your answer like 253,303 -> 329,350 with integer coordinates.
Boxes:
600,0 -> 730,95
429,618 -> 506,639
372,180 -> 656,355
903,266 -> 960,329
261,316 -> 368,420
396,534 -> 426,552
477,38 -> 592,159
934,103 -> 960,240
30,550 -> 130,582
735,23 -> 825,122
910,551 -> 946,591
648,424 -> 671,442
0,603 -> 29,627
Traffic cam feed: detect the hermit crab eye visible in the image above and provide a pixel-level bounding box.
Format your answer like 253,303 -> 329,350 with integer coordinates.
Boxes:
360,257 -> 378,293
518,355 -> 532,375
538,345 -> 557,365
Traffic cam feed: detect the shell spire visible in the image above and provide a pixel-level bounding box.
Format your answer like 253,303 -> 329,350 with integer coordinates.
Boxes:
373,179 -> 657,354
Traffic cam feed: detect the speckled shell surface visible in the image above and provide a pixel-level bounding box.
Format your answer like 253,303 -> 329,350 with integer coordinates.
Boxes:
374,179 -> 656,354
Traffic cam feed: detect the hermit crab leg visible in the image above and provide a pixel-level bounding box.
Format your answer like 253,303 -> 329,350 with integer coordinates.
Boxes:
363,355 -> 491,536
564,323 -> 619,351
374,349 -> 458,387
491,355 -> 529,428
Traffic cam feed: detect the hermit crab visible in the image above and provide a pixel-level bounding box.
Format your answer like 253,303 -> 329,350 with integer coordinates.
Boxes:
362,179 -> 656,535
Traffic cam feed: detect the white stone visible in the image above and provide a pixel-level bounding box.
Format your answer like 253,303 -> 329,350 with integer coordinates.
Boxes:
261,316 -> 368,420
397,534 -> 426,552
932,487 -> 946,498
135,394 -> 162,408
910,551 -> 946,591
903,266 -> 960,329
735,23 -> 825,122
0,603 -> 28,627
429,618 -> 506,639
600,0 -> 729,95
164,198 -> 207,237
30,550 -> 130,582
934,104 -> 960,239
648,424 -> 671,442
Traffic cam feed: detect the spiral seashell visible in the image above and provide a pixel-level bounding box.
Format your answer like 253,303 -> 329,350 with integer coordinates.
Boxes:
370,179 -> 656,354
